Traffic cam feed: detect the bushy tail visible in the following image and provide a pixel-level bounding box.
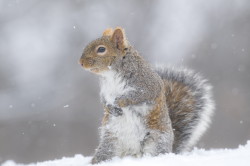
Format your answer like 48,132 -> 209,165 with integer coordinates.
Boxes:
155,66 -> 215,153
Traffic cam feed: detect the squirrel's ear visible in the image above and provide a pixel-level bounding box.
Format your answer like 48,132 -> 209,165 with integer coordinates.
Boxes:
103,28 -> 113,37
111,27 -> 128,50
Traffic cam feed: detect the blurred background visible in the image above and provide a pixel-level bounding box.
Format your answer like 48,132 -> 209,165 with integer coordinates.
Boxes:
0,0 -> 250,164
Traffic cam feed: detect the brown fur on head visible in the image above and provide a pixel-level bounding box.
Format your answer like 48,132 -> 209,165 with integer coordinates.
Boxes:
79,27 -> 129,74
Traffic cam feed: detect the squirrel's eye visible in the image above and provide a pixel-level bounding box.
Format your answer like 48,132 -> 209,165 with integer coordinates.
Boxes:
96,45 -> 107,55
97,47 -> 106,53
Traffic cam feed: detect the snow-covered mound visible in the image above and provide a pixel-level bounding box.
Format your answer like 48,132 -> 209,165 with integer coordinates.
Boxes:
2,141 -> 250,166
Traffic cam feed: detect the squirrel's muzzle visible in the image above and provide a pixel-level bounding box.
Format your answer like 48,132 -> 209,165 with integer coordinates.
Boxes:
79,57 -> 96,70
79,58 -> 84,67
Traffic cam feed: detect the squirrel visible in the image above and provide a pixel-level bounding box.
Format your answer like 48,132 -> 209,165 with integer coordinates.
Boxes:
79,27 -> 215,164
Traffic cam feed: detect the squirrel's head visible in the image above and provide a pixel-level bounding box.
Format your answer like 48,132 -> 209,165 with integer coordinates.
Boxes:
79,27 -> 129,74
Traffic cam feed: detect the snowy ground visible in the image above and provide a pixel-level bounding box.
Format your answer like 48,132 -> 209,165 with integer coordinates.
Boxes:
2,141 -> 250,166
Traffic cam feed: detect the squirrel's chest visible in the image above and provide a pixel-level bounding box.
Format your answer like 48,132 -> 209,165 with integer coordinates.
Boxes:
100,71 -> 133,105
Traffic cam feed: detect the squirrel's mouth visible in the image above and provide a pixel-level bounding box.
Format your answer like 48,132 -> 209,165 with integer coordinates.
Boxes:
89,67 -> 111,74
88,67 -> 106,74
90,68 -> 99,72
81,63 -> 110,74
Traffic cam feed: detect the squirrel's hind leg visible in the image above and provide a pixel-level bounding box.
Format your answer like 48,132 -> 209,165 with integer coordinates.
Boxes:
142,130 -> 174,156
91,131 -> 116,164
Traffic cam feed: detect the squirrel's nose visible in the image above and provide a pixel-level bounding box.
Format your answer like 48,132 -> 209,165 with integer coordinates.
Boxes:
79,59 -> 84,66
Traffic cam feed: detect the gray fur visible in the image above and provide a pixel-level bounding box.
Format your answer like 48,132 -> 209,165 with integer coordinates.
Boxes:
111,48 -> 163,107
91,131 -> 116,164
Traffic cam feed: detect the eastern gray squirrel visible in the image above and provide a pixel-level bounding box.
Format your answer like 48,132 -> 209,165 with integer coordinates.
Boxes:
79,27 -> 215,164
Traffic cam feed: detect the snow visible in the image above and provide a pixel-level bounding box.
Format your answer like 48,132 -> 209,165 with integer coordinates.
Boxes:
2,141 -> 250,166
63,105 -> 69,108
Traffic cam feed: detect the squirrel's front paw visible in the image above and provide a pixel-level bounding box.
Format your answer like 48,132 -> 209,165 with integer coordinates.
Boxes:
107,104 -> 123,116
114,97 -> 130,107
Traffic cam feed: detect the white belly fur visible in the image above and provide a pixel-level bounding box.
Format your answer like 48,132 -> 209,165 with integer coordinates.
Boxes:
106,107 -> 147,157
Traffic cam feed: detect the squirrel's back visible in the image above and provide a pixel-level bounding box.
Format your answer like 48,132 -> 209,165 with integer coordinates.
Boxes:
155,66 -> 215,153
